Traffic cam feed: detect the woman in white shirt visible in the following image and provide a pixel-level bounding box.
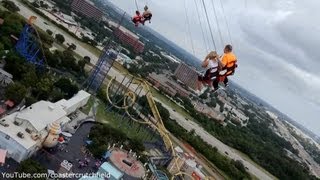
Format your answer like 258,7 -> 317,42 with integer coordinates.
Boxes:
196,51 -> 222,95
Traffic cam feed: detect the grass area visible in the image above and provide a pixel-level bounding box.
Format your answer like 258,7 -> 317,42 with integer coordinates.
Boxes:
94,98 -> 157,142
81,96 -> 95,115
82,95 -> 157,143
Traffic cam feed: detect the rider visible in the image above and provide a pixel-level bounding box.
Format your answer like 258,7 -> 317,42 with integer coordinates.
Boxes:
196,51 -> 222,95
212,44 -> 237,91
132,11 -> 142,27
141,5 -> 152,25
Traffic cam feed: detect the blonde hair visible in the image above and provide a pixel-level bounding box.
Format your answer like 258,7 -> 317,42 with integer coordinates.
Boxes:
207,51 -> 218,60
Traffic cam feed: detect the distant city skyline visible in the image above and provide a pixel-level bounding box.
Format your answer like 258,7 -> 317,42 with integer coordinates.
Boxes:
107,0 -> 320,136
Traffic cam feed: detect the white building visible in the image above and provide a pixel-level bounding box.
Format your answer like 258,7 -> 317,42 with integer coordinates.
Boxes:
0,68 -> 13,86
0,90 -> 90,162
116,53 -> 133,65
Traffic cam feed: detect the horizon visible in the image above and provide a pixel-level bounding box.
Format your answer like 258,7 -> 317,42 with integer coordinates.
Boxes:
105,0 -> 320,136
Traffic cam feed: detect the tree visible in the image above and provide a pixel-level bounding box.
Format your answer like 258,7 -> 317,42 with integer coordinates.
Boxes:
39,1 -> 49,9
60,50 -> 79,72
55,33 -> 65,44
68,43 -> 77,51
37,29 -> 54,48
83,56 -> 91,63
82,35 -> 90,43
78,59 -> 86,72
15,159 -> 46,180
155,102 -> 170,120
220,103 -> 225,113
25,96 -> 37,107
1,13 -> 25,36
5,83 -> 27,103
32,1 -> 40,8
0,43 -> 4,57
46,29 -> 53,36
54,78 -> 79,99
50,88 -> 64,102
35,77 -> 54,100
2,0 -> 20,12
21,68 -> 38,87
0,36 -> 12,50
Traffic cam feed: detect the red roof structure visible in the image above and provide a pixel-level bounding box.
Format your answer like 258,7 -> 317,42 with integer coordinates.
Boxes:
5,100 -> 14,108
0,108 -> 5,115
0,149 -> 7,165
0,18 -> 4,25
58,136 -> 64,142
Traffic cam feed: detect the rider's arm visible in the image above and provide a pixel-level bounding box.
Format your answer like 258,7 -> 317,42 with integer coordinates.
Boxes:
201,58 -> 209,68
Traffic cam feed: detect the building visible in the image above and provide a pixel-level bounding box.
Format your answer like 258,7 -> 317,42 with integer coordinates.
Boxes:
0,69 -> 13,87
99,162 -> 124,180
224,103 -> 249,125
192,101 -> 225,122
71,0 -> 103,21
80,162 -> 124,180
174,63 -> 198,90
147,73 -> 190,97
0,91 -> 90,162
116,53 -> 133,65
110,22 -> 144,53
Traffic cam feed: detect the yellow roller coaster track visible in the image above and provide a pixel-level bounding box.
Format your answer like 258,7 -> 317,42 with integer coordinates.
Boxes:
106,75 -> 215,180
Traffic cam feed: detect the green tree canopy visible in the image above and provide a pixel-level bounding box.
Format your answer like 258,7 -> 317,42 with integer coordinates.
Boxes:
54,78 -> 79,99
5,83 -> 27,103
21,67 -> 38,87
55,33 -> 65,44
46,29 -> 53,36
2,0 -> 20,12
15,159 -> 46,180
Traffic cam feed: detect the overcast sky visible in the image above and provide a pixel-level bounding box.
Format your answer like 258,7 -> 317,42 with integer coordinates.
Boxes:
107,0 -> 320,136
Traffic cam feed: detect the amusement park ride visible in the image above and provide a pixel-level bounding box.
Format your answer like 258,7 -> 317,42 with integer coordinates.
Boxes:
14,15 -> 213,180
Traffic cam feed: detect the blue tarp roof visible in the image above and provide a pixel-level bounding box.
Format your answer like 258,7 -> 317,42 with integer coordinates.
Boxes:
99,162 -> 123,179
85,140 -> 93,145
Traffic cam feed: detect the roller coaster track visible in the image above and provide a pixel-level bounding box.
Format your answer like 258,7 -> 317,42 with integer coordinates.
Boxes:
22,16 -> 77,77
106,75 -> 215,180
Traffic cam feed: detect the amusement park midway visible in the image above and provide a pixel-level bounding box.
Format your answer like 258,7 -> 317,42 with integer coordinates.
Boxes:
15,1 -> 274,179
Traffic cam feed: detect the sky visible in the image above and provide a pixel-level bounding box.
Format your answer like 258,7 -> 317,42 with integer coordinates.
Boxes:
107,0 -> 320,136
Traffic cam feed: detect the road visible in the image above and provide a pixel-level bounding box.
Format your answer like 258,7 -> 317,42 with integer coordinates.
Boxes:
16,2 -> 275,179
156,99 -> 276,180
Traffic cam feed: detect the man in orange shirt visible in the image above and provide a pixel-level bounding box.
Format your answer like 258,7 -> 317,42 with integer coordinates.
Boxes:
212,44 -> 238,91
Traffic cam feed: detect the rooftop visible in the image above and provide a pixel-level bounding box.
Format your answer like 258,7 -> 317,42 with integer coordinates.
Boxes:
57,90 -> 90,114
0,69 -> 13,79
16,101 -> 67,132
99,162 -> 123,179
109,21 -> 139,39
5,100 -> 14,108
0,112 -> 39,149
0,90 -> 90,149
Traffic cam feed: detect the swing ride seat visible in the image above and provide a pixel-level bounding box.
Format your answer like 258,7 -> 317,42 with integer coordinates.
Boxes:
143,13 -> 152,21
217,64 -> 238,82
